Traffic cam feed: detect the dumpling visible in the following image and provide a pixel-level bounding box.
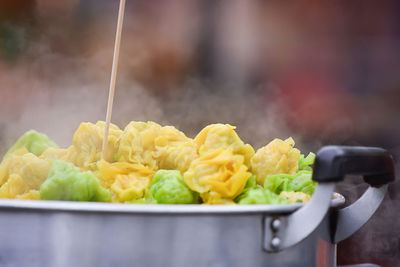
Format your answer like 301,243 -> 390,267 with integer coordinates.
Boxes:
0,149 -> 51,199
184,124 -> 254,203
155,140 -> 198,173
3,130 -> 58,159
154,126 -> 198,172
251,137 -> 300,185
194,124 -> 254,167
0,175 -> 32,199
97,160 -> 154,203
184,148 -> 251,200
116,121 -> 161,170
117,122 -> 198,172
66,121 -> 123,170
40,160 -> 111,202
151,170 -> 198,204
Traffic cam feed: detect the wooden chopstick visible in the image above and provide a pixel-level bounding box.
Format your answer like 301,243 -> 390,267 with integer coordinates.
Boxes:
102,0 -> 126,160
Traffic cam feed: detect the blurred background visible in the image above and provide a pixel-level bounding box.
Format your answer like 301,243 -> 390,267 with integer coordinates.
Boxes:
0,0 -> 399,266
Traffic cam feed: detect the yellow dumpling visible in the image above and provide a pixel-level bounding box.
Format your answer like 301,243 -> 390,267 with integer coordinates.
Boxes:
184,148 -> 251,199
155,141 -> 198,173
116,121 -> 161,170
154,126 -> 198,172
117,122 -> 198,172
194,124 -> 254,167
251,137 -> 300,185
0,150 -> 51,199
0,148 -> 29,186
97,160 -> 154,203
66,121 -> 123,170
0,174 -> 31,199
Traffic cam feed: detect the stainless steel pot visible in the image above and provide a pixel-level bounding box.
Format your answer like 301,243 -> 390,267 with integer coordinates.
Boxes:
0,146 -> 395,267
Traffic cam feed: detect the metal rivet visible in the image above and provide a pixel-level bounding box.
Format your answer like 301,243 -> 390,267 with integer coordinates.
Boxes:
271,237 -> 281,248
271,219 -> 281,231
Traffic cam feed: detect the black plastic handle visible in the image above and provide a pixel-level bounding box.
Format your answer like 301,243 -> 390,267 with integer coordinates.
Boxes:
312,146 -> 395,186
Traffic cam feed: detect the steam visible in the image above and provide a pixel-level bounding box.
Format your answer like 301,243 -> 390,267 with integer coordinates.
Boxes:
0,63 -> 294,154
0,41 -> 163,153
0,25 -> 297,156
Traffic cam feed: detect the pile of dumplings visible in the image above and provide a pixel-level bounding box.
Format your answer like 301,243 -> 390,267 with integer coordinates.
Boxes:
0,121 -> 315,205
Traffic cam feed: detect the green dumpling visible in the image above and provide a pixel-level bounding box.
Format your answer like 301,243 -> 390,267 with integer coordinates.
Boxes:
151,170 -> 199,204
264,171 -> 316,195
40,160 -> 111,202
298,152 -> 316,171
4,130 -> 58,159
235,186 -> 289,205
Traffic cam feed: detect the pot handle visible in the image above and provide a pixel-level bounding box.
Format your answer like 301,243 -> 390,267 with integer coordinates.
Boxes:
312,146 -> 394,186
263,146 -> 395,252
318,146 -> 395,243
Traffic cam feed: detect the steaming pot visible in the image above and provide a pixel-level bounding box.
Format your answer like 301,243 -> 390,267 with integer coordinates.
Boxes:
0,146 -> 394,267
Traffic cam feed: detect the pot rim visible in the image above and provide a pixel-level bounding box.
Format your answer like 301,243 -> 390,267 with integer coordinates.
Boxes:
0,192 -> 345,215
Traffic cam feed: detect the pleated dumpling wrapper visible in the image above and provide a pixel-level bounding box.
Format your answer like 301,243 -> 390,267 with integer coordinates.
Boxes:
0,148 -> 50,199
184,148 -> 251,201
66,121 -> 123,170
194,124 -> 254,167
117,121 -> 198,172
251,137 -> 300,185
153,126 -> 198,172
184,124 -> 254,202
97,160 -> 154,203
116,121 -> 162,170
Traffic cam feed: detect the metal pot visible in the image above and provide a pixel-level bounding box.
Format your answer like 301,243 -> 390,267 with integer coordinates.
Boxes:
0,146 -> 395,267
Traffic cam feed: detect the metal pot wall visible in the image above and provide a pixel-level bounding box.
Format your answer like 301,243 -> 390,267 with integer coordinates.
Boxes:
0,146 -> 395,267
